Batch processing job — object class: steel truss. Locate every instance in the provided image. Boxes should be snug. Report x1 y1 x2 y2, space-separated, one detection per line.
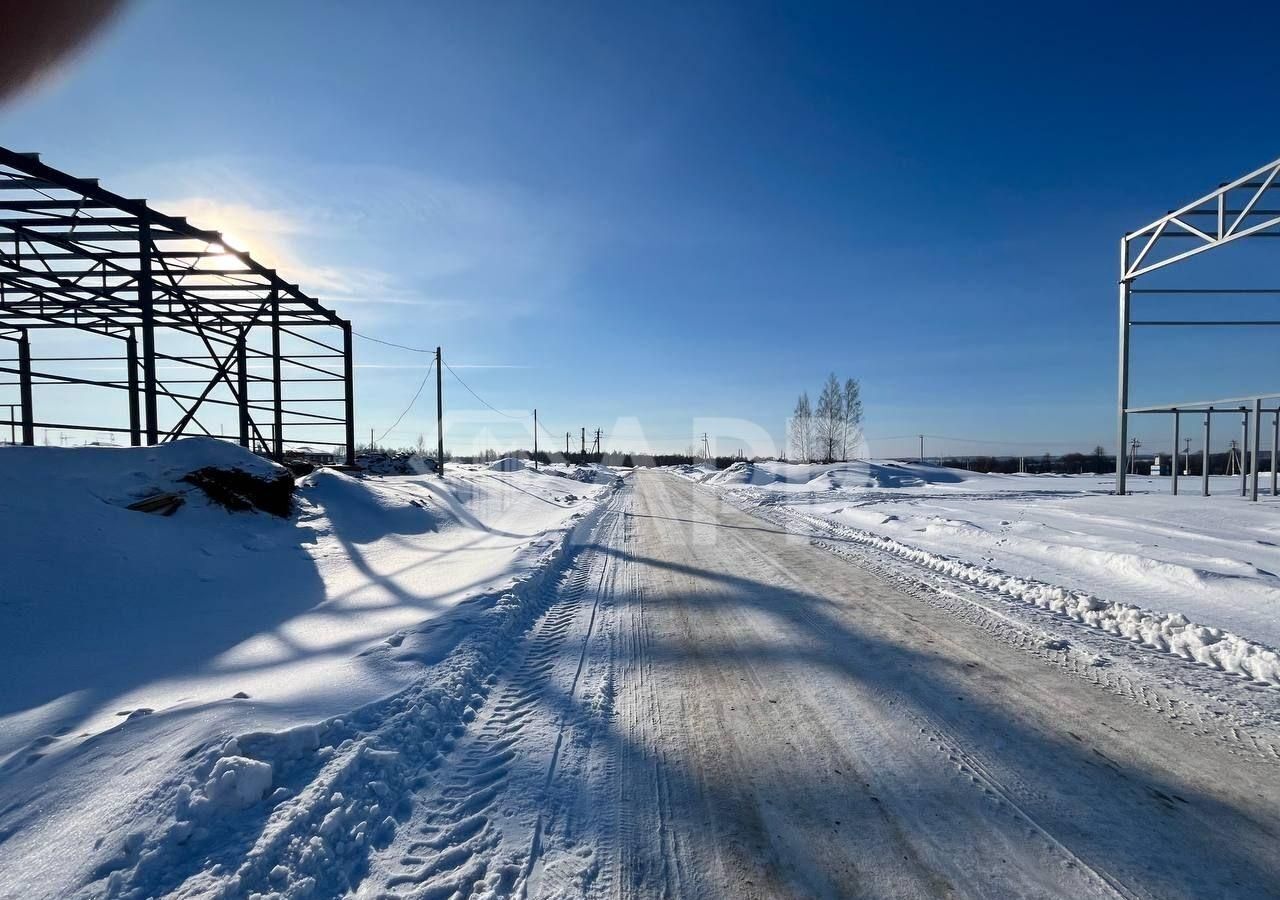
0 147 355 462
1118 155 1280 499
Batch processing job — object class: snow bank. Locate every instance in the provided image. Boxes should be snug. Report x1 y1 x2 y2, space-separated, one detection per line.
739 459 973 490
710 461 1280 685
665 463 718 483
0 445 613 900
94 492 614 900
802 513 1280 683
567 464 620 484
356 450 437 476
488 456 527 472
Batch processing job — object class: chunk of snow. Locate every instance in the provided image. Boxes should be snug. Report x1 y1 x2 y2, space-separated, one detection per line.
202 756 273 810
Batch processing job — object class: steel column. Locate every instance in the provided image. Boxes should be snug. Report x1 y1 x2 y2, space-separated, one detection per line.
1241 407 1250 496
1117 238 1131 495
1171 410 1179 495
1252 398 1263 500
271 291 283 461
138 217 159 444
1203 411 1212 496
126 329 140 446
236 331 250 448
1273 412 1279 496
342 320 355 465
17 329 33 446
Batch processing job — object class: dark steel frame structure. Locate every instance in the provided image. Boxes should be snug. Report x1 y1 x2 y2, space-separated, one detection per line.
1118 155 1280 499
0 148 355 461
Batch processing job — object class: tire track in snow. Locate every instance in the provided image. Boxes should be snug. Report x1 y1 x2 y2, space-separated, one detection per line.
520 503 624 897
738 524 1144 900
741 497 1280 763
361 495 629 900
811 533 1280 762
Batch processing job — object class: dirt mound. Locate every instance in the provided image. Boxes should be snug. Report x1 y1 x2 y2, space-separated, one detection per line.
181 466 295 516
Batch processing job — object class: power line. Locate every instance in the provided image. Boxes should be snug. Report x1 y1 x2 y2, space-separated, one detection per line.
536 415 562 440
866 433 1101 448
352 331 435 354
375 359 434 443
442 360 528 420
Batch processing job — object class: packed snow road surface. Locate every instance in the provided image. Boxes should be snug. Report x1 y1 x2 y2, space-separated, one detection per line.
358 470 1280 899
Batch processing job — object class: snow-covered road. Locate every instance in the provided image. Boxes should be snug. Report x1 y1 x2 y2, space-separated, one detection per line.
355 470 1280 899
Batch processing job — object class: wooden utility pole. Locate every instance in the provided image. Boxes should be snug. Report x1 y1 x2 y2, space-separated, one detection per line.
581 427 585 456
436 346 445 478
533 409 539 471
565 431 570 458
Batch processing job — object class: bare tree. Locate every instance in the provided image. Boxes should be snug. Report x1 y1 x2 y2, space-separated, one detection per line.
815 373 843 463
790 393 813 462
841 378 863 461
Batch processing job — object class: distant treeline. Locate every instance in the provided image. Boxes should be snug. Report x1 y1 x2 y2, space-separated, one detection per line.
452 449 749 469
938 452 1114 475
940 449 1277 476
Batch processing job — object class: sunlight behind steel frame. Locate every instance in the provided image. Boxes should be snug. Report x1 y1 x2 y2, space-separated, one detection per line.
0 147 356 462
1117 156 1280 500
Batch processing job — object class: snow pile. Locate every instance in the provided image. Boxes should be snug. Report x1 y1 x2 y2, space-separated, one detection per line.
704 461 779 486
746 459 971 491
567 464 619 484
488 456 527 472
100 500 609 900
356 450 437 475
687 459 978 491
0 443 613 900
665 463 718 483
195 753 274 813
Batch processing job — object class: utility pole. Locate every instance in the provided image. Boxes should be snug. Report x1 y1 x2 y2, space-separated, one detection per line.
533 409 538 471
581 427 586 456
1227 439 1239 477
700 432 710 460
1183 437 1192 475
436 346 445 478
919 434 924 463
592 428 602 456
565 431 570 459
369 427 374 451
1128 437 1142 475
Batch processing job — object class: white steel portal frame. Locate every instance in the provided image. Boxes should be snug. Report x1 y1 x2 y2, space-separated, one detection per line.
1118 155 1280 498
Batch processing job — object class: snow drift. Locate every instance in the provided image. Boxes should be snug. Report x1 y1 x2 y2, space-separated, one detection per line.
0 439 613 900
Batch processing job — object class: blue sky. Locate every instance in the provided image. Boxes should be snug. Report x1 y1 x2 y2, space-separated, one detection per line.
4 1 1280 457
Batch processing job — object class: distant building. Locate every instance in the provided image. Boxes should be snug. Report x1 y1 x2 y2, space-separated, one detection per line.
285 446 339 466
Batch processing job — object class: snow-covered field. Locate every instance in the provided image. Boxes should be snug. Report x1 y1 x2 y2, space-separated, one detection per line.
0 440 614 900
696 460 1280 682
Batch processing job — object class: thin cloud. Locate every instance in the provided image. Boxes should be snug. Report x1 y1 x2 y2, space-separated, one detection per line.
123 156 582 328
